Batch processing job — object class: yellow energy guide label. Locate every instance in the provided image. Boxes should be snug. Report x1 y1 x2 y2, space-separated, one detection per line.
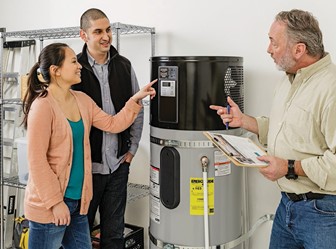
190 178 214 215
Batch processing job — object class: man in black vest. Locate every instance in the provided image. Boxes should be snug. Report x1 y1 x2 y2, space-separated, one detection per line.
73 8 144 249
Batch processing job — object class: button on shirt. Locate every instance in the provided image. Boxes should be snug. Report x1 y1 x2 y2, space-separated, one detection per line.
87 51 142 174
256 53 336 195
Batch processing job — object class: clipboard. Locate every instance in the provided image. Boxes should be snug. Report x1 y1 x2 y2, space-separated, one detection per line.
204 131 268 167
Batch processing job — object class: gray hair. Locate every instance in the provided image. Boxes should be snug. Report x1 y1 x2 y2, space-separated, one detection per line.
275 9 324 57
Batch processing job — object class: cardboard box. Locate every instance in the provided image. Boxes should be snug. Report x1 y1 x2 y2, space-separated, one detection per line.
20 75 28 101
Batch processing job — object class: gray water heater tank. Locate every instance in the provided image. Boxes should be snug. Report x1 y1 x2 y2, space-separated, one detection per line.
149 56 245 249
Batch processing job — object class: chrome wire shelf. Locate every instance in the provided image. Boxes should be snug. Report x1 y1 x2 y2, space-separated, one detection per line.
3 22 155 40
0 98 22 105
2 176 149 203
2 176 26 189
115 23 155 35
127 183 150 203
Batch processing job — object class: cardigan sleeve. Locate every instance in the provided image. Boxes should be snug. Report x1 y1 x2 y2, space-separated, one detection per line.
90 97 142 133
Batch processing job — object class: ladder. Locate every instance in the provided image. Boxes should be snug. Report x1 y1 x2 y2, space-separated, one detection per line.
1 36 35 248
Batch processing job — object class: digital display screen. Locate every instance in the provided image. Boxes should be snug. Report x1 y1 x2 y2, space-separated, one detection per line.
162 81 171 87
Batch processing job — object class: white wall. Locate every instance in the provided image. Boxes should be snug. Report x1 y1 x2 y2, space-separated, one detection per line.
1 1 336 248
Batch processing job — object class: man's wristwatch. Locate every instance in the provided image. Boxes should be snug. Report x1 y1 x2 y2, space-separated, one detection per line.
286 159 298 180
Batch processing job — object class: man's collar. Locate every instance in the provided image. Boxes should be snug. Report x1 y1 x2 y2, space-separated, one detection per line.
86 50 110 66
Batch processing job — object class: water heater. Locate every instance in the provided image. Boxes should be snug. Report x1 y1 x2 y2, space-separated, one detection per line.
149 56 245 248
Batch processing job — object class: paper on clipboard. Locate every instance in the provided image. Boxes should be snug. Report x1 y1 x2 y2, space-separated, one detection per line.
204 132 268 167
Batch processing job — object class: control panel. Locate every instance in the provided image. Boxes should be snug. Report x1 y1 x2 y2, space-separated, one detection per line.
158 66 178 123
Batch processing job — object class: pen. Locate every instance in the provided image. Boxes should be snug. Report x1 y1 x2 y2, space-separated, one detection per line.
225 104 230 130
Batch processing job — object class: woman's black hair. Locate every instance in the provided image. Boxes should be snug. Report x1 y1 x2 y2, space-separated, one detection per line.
22 42 69 128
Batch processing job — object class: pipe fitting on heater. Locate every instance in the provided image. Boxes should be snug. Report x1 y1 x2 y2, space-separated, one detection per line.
201 156 209 172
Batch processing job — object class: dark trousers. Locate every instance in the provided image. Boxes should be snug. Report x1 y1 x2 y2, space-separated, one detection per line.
88 162 130 249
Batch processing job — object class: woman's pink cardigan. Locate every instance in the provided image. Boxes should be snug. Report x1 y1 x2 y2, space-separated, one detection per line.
24 90 141 223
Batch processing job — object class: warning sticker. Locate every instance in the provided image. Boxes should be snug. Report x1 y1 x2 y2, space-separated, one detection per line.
150 165 159 184
190 178 215 216
150 195 161 224
150 180 160 199
150 165 160 223
214 150 231 176
150 166 160 198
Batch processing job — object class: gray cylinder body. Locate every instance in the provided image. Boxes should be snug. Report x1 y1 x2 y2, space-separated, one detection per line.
149 128 244 248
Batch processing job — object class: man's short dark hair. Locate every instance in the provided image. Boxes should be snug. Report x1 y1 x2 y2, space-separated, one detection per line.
80 8 109 30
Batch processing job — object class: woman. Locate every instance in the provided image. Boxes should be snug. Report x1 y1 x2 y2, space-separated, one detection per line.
21 42 156 249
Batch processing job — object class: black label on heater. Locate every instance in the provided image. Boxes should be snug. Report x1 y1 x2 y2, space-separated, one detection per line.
8 195 15 215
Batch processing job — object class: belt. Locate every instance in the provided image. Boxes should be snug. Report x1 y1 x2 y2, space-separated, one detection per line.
285 192 325 202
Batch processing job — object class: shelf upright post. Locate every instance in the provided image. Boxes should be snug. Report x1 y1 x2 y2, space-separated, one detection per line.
115 22 121 52
39 37 44 51
151 28 156 56
0 27 6 249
